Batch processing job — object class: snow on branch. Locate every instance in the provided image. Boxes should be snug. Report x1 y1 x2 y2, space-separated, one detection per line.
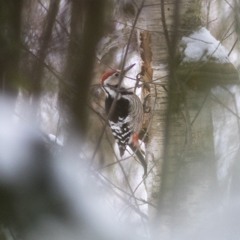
180 27 230 63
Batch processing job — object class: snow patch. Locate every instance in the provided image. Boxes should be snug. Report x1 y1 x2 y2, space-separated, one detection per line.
181 27 230 63
48 134 63 146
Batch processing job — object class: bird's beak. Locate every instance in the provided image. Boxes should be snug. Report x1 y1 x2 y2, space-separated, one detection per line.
122 63 135 74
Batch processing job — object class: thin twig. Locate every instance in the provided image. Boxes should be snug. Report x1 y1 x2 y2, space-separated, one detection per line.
228 38 239 57
160 0 170 50
97 173 149 219
21 43 64 82
191 91 210 126
211 92 240 119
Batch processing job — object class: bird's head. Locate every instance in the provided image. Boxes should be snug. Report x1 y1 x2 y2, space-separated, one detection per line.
101 63 135 88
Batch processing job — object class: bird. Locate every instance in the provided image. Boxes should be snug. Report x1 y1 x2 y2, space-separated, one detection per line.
101 63 147 176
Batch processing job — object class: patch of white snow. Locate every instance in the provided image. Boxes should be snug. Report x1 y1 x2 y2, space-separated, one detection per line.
181 27 229 63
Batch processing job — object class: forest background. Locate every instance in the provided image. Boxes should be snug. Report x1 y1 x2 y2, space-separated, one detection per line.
0 1 240 240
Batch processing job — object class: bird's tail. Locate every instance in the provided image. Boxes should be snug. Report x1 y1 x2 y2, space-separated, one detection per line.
118 144 126 157
129 143 147 177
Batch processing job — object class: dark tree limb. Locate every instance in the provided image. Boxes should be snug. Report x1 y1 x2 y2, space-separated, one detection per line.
30 0 60 105
61 0 107 136
0 0 23 99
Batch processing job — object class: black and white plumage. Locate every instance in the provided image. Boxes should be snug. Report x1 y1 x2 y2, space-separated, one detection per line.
101 64 147 176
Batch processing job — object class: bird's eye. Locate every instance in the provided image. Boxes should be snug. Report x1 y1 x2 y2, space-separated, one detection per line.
115 73 119 77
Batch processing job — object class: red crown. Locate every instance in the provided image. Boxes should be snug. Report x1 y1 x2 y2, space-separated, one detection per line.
101 70 117 84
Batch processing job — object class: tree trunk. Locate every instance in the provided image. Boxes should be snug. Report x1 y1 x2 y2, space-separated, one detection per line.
0 1 23 99
138 0 239 238
30 0 60 107
60 0 106 137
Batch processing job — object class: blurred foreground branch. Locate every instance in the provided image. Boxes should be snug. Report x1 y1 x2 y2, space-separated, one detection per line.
61 0 107 137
